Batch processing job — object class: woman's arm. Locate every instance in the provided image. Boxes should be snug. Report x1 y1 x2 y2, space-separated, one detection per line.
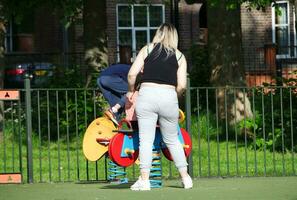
127 46 146 93
176 54 187 96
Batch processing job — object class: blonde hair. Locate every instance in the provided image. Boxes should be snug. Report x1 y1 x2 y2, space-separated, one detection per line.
152 23 178 54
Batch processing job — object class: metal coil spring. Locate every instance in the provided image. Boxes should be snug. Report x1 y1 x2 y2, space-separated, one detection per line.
150 149 162 188
108 159 128 184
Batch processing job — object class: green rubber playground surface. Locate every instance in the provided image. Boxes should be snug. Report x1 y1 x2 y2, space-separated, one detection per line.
1 177 297 200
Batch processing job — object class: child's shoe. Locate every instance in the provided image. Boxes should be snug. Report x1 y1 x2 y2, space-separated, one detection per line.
104 109 119 126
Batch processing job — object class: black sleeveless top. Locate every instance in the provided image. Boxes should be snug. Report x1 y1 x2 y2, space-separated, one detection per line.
141 43 179 87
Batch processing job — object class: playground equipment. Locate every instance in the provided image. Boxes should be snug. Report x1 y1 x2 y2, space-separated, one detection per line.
82 109 192 187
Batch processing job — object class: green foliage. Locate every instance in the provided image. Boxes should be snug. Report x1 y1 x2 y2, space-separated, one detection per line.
48 65 98 88
236 111 284 151
188 45 216 117
48 0 83 28
189 69 297 153
234 73 297 152
243 0 276 10
255 87 297 152
0 0 82 27
237 111 261 136
205 0 276 11
189 45 211 87
30 88 107 142
28 65 107 142
255 128 282 151
191 113 218 140
1 107 26 142
0 0 42 23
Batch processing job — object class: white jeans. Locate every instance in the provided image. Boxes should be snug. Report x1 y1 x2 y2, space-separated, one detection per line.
135 86 188 172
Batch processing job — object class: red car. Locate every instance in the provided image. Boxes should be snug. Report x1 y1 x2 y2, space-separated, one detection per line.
4 62 55 88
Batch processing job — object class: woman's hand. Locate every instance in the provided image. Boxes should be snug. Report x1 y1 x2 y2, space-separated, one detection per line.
126 91 134 103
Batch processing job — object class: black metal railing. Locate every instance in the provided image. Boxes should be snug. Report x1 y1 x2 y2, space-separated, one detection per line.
1 78 296 183
188 86 296 177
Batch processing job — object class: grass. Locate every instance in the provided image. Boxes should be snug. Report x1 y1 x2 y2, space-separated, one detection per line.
0 115 296 183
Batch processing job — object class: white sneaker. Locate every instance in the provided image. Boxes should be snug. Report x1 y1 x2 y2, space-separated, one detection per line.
182 176 193 189
130 177 151 191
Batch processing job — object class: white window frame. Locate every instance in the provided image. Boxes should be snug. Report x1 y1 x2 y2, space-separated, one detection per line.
272 1 290 58
116 4 165 60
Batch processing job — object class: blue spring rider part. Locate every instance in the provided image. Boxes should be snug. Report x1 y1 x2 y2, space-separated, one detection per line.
150 148 162 188
119 128 163 188
107 158 128 184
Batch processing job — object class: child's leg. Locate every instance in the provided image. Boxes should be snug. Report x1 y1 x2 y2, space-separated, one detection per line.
97 76 122 107
99 75 128 109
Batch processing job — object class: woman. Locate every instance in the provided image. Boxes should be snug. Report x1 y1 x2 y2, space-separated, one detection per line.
126 23 193 191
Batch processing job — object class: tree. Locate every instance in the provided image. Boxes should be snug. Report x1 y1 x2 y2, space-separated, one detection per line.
206 0 252 126
83 0 108 88
205 0 276 126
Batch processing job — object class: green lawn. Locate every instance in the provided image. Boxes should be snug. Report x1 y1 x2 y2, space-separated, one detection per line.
1 177 297 200
1 115 296 182
1 131 297 182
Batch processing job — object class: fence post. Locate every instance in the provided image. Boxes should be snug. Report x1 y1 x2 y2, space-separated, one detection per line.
185 75 193 177
24 73 33 183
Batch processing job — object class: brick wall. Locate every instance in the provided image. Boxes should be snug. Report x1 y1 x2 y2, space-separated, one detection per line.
241 3 272 72
241 1 296 86
178 0 201 52
241 2 295 71
106 0 117 64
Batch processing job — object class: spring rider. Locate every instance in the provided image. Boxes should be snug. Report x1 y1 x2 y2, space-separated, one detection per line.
82 93 192 188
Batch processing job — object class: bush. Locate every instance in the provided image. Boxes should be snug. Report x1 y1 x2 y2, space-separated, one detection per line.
235 73 297 152
188 44 211 87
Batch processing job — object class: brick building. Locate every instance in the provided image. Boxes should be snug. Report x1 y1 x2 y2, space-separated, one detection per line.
4 0 202 63
241 1 297 85
4 0 296 86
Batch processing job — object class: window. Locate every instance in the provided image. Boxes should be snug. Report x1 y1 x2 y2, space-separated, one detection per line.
272 1 290 57
117 4 165 59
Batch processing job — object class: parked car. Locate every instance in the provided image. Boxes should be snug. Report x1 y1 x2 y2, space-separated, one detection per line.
4 62 55 88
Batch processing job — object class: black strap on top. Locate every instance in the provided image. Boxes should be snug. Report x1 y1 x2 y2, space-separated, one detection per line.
147 44 155 56
147 44 150 55
177 53 183 61
142 43 179 86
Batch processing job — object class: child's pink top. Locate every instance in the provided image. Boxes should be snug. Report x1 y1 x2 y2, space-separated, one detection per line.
125 91 138 121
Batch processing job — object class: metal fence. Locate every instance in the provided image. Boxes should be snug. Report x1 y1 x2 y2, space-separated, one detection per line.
187 85 296 178
0 77 296 183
